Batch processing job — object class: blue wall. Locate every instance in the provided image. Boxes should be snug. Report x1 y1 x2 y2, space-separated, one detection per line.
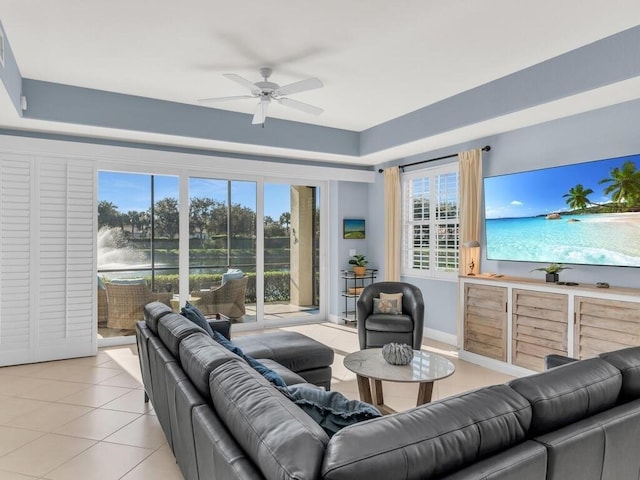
369 97 640 337
329 181 371 318
0 20 22 114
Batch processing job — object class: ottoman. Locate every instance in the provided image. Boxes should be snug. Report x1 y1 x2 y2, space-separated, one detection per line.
234 331 335 390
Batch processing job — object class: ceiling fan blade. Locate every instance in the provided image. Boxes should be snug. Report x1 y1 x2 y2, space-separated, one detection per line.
252 100 270 125
198 95 255 105
275 77 323 96
223 73 260 92
277 97 324 116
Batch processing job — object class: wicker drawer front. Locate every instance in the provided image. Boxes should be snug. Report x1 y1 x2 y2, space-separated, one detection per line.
575 296 640 359
512 289 568 372
464 284 507 361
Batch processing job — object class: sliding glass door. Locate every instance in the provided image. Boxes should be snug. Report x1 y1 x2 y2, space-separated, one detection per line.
263 183 321 323
98 170 324 338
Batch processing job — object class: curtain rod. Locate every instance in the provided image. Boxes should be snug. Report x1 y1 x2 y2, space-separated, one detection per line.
377 145 491 173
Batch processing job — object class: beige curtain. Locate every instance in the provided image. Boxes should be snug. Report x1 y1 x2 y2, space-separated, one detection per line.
384 166 401 281
459 148 483 276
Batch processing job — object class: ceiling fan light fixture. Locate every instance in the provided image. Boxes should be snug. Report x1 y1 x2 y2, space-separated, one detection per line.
199 67 324 125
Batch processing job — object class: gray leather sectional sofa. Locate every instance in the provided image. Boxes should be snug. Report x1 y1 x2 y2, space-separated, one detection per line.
137 301 640 480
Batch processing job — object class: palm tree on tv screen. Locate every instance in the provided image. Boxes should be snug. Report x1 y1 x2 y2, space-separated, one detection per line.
599 160 640 208
562 184 594 211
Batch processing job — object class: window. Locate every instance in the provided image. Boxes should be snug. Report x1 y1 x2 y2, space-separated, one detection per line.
97 172 179 337
402 163 460 279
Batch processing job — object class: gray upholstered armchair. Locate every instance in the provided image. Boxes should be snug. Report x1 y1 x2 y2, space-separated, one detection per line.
357 281 425 350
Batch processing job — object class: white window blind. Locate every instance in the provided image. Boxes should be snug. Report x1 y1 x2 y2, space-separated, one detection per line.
402 163 460 280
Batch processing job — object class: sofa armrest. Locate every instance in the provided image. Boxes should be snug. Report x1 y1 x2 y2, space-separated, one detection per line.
544 354 578 370
207 317 231 340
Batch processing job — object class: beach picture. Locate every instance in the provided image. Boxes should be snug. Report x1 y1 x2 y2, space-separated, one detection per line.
484 153 640 267
343 218 365 239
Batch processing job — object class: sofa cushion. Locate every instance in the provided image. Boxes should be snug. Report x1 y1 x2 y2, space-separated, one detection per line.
212 331 287 387
179 332 240 400
209 360 329 480
365 314 413 332
111 277 147 285
192 405 263 480
440 441 547 480
234 331 334 373
158 313 208 357
282 384 381 437
534 399 640 480
258 359 307 386
144 301 173 335
181 302 214 336
509 357 622 436
222 268 244 285
322 384 531 480
599 346 640 402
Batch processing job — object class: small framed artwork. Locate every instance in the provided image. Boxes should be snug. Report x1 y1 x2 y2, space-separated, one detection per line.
343 218 365 239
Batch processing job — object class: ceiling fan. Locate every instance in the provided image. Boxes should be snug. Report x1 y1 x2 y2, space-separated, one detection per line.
198 67 324 125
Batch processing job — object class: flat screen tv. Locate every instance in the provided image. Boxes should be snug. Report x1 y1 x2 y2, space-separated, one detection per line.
484 153 640 267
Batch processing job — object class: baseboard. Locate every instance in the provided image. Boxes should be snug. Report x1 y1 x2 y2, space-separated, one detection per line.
327 314 342 325
423 327 457 347
97 335 137 348
459 350 536 378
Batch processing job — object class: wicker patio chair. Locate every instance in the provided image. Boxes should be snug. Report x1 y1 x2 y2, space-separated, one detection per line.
97 287 109 327
193 275 248 320
105 283 172 330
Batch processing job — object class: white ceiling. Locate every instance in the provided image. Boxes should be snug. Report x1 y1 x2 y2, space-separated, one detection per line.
1 0 640 164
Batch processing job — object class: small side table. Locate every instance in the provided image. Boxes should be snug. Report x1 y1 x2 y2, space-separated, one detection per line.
343 348 455 414
169 295 201 312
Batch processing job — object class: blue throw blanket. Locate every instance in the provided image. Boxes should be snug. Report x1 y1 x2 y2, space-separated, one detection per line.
279 384 381 437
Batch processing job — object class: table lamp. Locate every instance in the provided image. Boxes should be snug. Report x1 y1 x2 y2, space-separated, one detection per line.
462 240 480 275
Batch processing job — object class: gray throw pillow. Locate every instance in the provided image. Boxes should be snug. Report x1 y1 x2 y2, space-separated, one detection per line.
373 297 399 315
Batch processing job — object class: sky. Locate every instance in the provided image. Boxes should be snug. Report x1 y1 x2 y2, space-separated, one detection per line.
98 172 292 219
484 154 639 219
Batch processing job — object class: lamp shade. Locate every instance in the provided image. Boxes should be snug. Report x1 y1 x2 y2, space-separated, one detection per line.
463 240 480 248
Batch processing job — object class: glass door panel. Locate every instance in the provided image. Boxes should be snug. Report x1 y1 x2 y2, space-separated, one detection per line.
188 178 257 324
97 172 179 340
263 183 320 322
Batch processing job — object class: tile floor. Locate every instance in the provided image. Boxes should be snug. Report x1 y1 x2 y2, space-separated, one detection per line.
0 323 514 479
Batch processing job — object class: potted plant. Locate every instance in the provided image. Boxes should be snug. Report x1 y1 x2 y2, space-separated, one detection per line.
349 254 368 276
530 263 571 283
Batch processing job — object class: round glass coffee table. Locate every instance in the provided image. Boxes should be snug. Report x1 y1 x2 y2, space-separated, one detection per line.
344 349 455 414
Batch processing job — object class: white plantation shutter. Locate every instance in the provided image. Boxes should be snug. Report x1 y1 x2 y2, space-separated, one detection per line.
402 163 460 280
0 152 96 365
0 155 33 365
36 158 95 361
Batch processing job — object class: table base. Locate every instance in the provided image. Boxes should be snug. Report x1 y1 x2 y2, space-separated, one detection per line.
356 375 434 415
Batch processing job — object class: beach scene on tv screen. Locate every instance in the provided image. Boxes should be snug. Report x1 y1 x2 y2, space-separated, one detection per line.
484 153 640 267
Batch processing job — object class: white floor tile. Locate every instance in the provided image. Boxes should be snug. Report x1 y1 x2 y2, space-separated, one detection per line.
0 471 42 479
44 441 153 480
103 414 166 449
120 444 184 480
0 433 95 477
0 398 51 426
53 409 140 441
100 390 153 414
0 426 44 457
56 385 132 408
6 403 93 433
